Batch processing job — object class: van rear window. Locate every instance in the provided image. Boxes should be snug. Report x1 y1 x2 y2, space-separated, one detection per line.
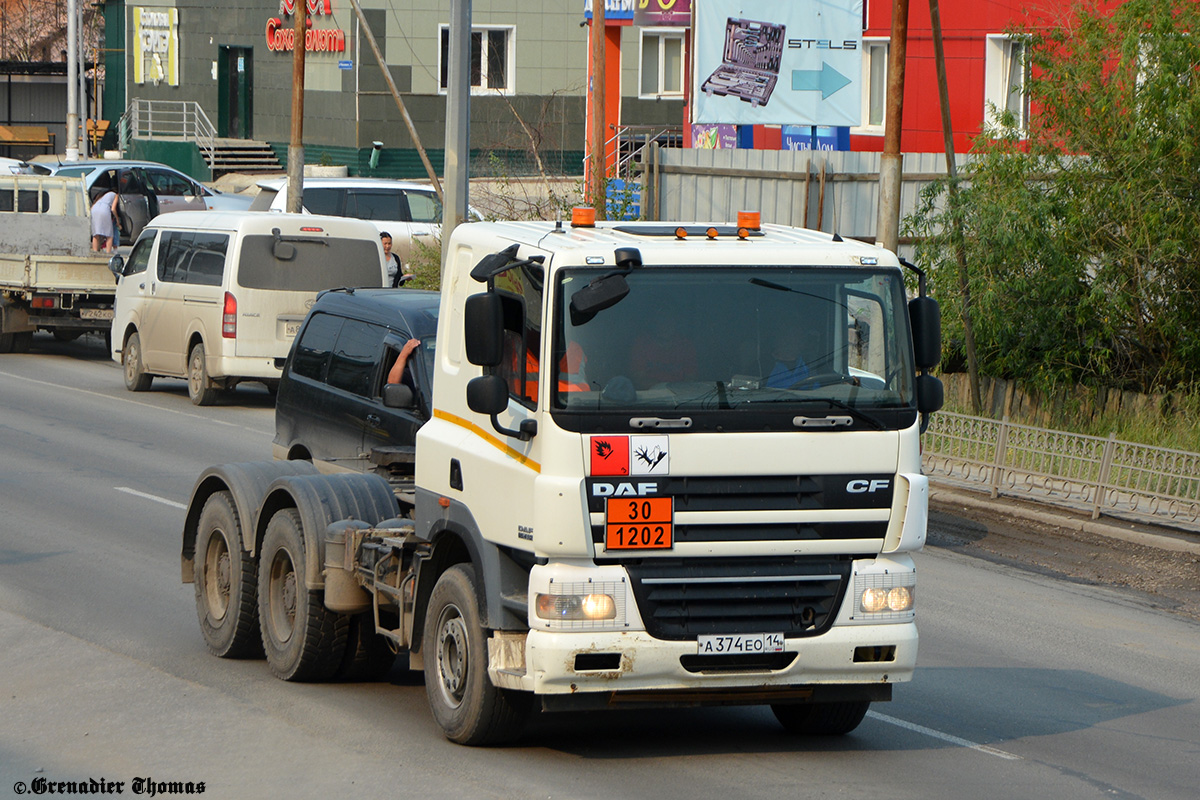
239 235 382 291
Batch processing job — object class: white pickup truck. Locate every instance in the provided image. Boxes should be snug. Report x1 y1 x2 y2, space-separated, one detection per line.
0 174 117 352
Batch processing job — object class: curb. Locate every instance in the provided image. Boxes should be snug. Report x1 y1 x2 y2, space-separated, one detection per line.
929 482 1200 557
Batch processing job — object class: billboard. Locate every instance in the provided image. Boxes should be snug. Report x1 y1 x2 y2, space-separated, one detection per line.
693 1 863 127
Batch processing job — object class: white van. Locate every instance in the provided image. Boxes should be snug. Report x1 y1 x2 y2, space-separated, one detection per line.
109 210 386 405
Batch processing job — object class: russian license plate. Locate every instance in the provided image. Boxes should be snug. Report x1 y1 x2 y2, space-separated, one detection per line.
696 633 785 655
604 496 673 550
284 320 302 337
79 308 113 320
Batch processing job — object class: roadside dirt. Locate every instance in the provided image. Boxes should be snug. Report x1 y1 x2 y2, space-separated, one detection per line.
928 493 1200 622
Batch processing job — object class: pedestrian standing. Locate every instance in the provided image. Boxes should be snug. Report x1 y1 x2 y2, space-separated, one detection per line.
381 231 413 287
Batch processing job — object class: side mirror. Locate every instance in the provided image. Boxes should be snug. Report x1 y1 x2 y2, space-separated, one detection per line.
909 296 942 371
382 382 415 409
466 374 508 416
464 293 503 366
916 374 944 415
108 254 125 281
570 273 630 326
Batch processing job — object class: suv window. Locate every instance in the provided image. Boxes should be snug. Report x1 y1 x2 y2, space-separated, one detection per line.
345 189 408 222
291 312 343 381
303 188 343 217
327 319 386 397
406 190 442 224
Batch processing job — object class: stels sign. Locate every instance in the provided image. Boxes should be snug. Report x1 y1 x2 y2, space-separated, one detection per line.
266 0 347 54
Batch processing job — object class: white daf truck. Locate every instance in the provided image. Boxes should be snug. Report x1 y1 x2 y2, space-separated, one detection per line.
180 212 943 745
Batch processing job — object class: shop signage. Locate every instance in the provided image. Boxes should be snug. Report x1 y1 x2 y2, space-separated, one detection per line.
266 0 347 54
133 7 179 86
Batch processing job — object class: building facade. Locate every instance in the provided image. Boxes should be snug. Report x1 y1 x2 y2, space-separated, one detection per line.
586 0 1069 170
103 0 588 177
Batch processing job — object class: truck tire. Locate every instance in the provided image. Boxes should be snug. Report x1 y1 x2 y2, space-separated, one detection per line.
771 701 871 736
193 491 262 659
423 565 532 745
258 508 348 681
123 332 153 391
336 612 396 682
0 332 12 353
188 341 220 406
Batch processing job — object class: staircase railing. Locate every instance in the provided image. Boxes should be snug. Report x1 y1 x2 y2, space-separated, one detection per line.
121 99 217 165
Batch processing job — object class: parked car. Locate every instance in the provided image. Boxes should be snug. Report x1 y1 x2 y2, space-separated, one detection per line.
0 156 51 175
48 159 254 242
273 288 440 475
108 210 387 405
248 177 481 264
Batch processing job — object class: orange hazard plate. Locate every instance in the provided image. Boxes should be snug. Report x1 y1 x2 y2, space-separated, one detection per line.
604 497 673 550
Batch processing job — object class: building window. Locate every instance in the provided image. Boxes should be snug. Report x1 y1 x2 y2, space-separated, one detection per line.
984 35 1030 135
440 26 514 94
639 29 684 99
853 38 889 134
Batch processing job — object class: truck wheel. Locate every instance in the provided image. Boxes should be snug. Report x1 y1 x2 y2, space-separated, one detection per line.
194 491 262 659
423 565 532 745
0 332 12 353
771 701 871 736
188 341 220 406
336 612 396 681
123 332 153 391
258 508 348 681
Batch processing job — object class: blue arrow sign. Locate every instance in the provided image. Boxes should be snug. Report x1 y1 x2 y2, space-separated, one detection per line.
791 63 851 99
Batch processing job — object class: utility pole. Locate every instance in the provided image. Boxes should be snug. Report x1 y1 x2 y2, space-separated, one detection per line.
589 0 606 219
286 0 308 213
66 0 79 161
929 0 982 411
876 0 910 252
441 0 470 265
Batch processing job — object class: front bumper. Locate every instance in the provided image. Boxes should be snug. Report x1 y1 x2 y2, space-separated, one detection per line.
493 621 916 699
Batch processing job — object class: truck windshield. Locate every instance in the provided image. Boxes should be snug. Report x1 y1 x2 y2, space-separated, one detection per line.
551 266 918 433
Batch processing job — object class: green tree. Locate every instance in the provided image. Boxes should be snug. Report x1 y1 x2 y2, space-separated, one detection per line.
908 0 1200 392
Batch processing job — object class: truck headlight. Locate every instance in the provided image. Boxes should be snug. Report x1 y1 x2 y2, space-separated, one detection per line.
854 573 916 619
536 592 617 621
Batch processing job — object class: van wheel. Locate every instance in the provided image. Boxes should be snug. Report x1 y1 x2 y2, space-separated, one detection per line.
258 508 348 681
423 565 531 745
194 491 262 658
771 701 871 736
123 332 153 391
188 341 220 406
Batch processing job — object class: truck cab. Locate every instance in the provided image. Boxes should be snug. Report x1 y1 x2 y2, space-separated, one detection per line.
414 215 943 735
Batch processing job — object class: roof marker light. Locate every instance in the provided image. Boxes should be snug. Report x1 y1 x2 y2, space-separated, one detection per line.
571 207 596 227
737 211 761 231
674 226 688 239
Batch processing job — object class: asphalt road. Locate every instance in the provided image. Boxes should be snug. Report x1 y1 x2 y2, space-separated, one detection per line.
1 334 1198 800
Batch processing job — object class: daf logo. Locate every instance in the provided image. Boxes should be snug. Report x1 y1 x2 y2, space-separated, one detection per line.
591 481 660 497
846 479 890 493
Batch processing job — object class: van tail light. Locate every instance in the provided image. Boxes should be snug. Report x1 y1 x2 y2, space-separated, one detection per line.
222 292 237 338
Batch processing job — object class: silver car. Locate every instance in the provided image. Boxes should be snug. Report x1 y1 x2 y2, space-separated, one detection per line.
48 159 253 241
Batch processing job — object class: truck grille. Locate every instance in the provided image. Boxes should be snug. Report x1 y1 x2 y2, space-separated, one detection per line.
587 474 893 545
621 556 851 640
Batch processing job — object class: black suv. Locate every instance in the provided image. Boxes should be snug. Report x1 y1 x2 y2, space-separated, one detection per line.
273 288 440 482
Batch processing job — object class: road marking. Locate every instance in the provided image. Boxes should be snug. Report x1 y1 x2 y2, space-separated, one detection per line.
116 487 188 510
867 711 1023 760
0 370 273 436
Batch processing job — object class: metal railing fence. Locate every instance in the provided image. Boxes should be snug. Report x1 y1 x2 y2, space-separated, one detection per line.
121 99 216 165
922 412 1200 532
